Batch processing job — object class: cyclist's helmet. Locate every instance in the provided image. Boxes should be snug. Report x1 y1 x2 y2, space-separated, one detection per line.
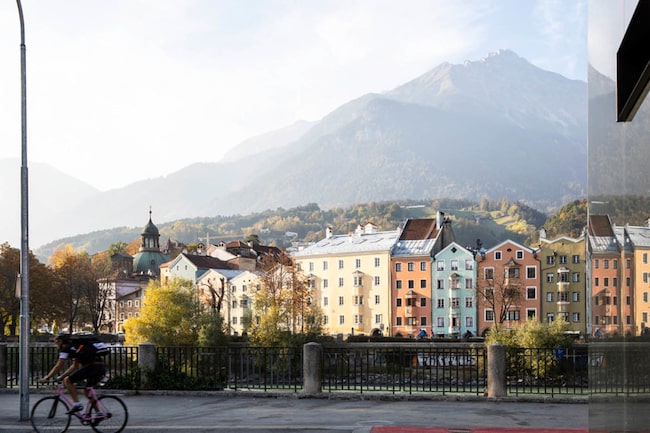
55 332 71 343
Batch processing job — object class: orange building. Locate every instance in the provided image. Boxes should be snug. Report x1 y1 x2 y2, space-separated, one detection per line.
476 240 541 336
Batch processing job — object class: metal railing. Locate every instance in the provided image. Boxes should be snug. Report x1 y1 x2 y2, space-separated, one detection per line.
3 342 649 397
322 343 486 395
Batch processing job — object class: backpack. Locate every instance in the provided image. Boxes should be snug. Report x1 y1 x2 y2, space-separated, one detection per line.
70 336 110 363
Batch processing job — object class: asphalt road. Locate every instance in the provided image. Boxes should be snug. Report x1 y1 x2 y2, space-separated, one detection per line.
0 390 589 433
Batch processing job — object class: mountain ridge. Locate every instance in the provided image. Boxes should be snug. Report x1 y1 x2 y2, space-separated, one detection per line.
1 50 588 248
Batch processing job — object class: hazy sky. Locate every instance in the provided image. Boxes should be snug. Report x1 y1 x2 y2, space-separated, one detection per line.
0 0 587 191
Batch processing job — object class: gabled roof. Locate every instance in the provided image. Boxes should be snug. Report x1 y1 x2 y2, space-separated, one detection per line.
589 215 614 237
588 215 619 254
625 225 650 248
399 218 439 241
172 253 232 270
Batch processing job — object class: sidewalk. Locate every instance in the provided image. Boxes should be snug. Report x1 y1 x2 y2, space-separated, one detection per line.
0 389 589 433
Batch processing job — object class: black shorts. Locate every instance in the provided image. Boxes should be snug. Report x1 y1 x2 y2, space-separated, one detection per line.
69 363 107 388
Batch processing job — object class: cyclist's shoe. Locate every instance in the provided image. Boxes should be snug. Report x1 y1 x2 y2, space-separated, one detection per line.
91 413 104 426
67 403 83 414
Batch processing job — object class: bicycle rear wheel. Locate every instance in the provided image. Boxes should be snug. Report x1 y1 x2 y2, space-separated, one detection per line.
90 395 128 433
30 396 71 433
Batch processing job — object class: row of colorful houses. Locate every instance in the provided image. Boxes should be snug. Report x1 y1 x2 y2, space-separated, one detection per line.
105 211 650 340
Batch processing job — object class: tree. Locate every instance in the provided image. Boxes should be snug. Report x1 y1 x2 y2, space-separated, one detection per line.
1 243 57 337
476 265 522 332
250 252 322 346
123 278 202 346
51 245 97 333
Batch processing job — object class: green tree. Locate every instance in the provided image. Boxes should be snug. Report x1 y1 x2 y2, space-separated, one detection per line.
123 278 202 346
249 252 322 346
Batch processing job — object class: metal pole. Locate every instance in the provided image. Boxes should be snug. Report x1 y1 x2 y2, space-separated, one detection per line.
16 0 30 421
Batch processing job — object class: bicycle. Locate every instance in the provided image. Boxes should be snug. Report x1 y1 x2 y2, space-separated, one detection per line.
30 380 128 433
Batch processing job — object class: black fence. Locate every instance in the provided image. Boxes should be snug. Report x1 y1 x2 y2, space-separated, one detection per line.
3 342 648 397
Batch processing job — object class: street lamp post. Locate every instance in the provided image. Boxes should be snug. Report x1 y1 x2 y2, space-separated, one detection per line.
16 0 30 421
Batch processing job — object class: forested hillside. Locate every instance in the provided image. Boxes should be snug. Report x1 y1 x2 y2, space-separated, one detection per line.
35 198 553 261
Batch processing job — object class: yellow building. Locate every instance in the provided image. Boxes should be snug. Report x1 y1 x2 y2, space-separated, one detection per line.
292 223 398 336
539 234 587 335
625 225 650 335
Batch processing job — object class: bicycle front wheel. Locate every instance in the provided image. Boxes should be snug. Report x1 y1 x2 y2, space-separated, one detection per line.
90 395 128 433
30 396 71 433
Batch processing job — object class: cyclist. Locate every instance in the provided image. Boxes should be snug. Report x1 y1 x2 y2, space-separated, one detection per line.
39 333 107 414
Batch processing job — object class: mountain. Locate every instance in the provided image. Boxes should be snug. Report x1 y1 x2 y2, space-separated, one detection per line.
1 50 587 249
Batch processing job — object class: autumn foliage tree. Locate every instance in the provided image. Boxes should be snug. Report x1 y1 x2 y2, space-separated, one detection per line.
249 252 322 346
476 265 522 332
123 278 221 346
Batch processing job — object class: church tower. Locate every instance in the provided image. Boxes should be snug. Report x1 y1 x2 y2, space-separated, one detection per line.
132 208 169 276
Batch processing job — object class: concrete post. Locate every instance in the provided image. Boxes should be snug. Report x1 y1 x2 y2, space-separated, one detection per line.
303 342 322 394
0 344 6 388
487 343 507 397
138 343 157 389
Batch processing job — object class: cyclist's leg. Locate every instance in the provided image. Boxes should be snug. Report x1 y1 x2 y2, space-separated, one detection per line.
67 365 91 407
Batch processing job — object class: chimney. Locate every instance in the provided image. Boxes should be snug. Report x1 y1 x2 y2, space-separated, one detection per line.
364 222 377 234
436 211 444 230
325 226 333 239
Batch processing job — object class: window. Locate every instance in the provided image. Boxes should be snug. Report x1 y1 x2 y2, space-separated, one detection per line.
420 317 428 326
355 258 361 269
627 295 631 305
396 317 402 326
572 272 580 282
395 280 402 289
408 280 415 289
465 317 473 327
420 279 427 289
644 312 649 323
407 262 415 272
559 255 567 264
437 317 445 327
354 315 363 325
465 297 473 308
572 292 580 302
323 261 328 270
323 279 329 289
547 255 555 265
558 292 569 302
354 295 363 306
613 259 618 269
603 259 609 269
527 309 536 319
627 258 631 269
406 297 415 307
594 277 599 287
644 292 648 303
338 277 344 287
465 259 474 270
353 275 363 286
546 273 554 283
613 277 618 287
645 253 648 264
406 317 417 326
572 255 580 264
338 259 344 269
338 296 344 306
339 315 345 325
420 298 427 307
396 298 402 307
450 278 460 290
505 267 520 279
437 299 445 308
546 292 554 302
594 259 599 269
506 310 520 321
375 295 380 305
516 250 524 259
526 266 536 279
395 263 402 272
375 314 382 324
437 279 444 289
571 312 580 323
604 277 609 287
465 278 473 289
323 297 328 306
559 271 570 283
374 276 380 286
374 257 380 267
626 277 631 287
232 317 238 325
420 261 427 271
546 313 555 323
451 260 459 270
437 260 445 271
526 287 536 300
451 297 460 308
232 300 237 308
484 267 494 280
323 316 329 325
308 262 314 271
485 310 494 321
495 251 502 260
